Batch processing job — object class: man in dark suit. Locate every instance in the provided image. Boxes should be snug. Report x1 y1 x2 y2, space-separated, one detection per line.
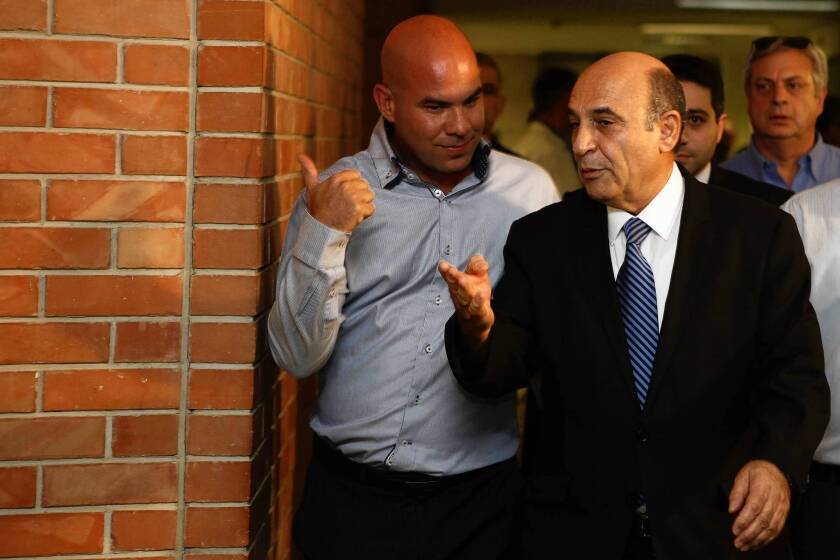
661 54 792 206
438 52 828 559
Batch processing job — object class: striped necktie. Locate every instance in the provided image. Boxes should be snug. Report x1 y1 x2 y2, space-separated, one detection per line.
615 217 658 408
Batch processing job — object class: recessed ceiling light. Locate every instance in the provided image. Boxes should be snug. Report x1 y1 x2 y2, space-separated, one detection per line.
640 23 775 35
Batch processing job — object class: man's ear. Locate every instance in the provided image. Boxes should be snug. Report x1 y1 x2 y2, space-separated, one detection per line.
373 84 396 123
659 110 681 153
716 112 728 145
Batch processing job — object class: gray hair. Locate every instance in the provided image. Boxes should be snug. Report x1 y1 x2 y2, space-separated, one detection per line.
646 67 685 131
745 38 829 97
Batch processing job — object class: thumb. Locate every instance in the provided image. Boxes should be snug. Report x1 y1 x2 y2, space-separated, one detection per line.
297 154 320 189
465 254 489 278
728 469 750 514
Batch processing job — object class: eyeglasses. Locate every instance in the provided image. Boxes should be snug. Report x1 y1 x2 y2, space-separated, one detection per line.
751 36 812 52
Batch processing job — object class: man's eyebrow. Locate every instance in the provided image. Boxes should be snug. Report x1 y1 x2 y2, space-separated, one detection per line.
418 86 483 107
591 106 625 122
687 108 710 116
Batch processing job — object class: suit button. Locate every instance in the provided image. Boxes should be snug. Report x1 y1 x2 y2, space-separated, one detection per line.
637 429 649 444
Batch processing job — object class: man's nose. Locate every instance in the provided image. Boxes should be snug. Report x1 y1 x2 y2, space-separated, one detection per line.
446 107 471 136
572 125 594 157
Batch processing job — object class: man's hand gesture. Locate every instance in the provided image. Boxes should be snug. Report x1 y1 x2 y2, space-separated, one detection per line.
438 255 495 350
729 459 791 552
299 154 375 232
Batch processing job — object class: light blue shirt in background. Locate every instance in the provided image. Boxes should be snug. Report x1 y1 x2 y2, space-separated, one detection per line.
721 134 840 193
267 119 559 475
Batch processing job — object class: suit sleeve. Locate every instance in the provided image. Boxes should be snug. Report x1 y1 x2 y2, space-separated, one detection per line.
445 219 548 398
738 212 830 489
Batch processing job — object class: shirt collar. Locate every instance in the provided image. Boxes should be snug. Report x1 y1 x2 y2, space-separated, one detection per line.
607 162 685 244
694 161 712 184
367 117 491 190
747 133 827 183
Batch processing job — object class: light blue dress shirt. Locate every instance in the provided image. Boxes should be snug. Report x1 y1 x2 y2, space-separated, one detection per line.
267 119 559 475
721 134 840 193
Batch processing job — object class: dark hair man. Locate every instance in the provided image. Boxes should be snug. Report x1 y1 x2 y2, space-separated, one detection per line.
722 36 840 192
662 53 792 205
475 51 518 156
267 15 558 559
441 51 828 559
514 67 580 197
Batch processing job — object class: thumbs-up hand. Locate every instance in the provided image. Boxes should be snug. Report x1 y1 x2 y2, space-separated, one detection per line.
299 154 375 233
438 255 495 349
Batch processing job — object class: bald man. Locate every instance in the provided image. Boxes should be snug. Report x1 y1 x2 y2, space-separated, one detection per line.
440 52 828 559
267 15 557 559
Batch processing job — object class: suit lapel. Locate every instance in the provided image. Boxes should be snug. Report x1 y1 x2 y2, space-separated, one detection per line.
644 173 715 409
573 195 637 401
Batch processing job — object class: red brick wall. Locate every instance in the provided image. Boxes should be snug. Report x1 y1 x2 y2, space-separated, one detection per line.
0 1 364 559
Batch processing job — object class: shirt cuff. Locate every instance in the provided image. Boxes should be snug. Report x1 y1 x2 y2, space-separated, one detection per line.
292 207 351 269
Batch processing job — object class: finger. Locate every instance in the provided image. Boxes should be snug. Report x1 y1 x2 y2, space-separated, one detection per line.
465 254 489 277
734 497 774 550
733 483 767 536
297 154 320 189
728 469 750 514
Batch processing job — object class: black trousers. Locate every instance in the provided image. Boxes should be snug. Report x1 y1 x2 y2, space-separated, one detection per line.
791 461 840 559
294 437 520 560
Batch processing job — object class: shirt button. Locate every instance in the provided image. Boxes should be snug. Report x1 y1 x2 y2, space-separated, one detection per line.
424 344 432 354
433 189 442 197
414 395 421 405
328 288 336 297
637 429 649 444
385 170 392 178
434 295 442 305
444 245 452 255
402 440 411 446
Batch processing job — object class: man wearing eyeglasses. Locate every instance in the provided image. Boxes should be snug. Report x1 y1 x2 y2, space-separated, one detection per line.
722 36 840 193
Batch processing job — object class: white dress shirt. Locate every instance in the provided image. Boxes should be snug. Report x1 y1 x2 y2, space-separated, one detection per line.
513 120 580 198
694 162 711 184
782 178 840 465
608 163 685 329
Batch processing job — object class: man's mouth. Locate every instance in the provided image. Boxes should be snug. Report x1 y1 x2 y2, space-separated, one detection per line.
579 167 606 180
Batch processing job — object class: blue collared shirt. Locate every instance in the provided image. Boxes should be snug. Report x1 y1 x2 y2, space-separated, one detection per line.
721 134 840 193
267 118 559 475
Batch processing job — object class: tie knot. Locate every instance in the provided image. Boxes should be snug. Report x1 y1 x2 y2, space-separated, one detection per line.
623 218 652 246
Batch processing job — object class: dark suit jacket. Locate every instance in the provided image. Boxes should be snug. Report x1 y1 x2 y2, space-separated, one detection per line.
709 165 793 206
446 172 828 559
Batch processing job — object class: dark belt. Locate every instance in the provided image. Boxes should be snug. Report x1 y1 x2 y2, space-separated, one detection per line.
810 461 840 485
312 435 514 492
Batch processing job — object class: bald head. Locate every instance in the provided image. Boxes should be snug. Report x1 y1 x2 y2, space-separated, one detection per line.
381 15 477 92
569 52 684 213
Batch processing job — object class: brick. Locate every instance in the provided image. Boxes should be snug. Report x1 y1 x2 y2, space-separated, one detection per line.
0 513 104 557
0 276 38 317
190 275 262 315
193 228 266 268
0 322 110 364
54 0 190 38
0 132 115 173
46 275 182 316
197 92 264 132
0 467 36 508
268 96 312 135
187 414 252 456
0 0 47 30
189 369 254 410
199 0 264 40
115 321 182 362
0 86 47 126
112 415 178 457
185 461 250 502
187 555 247 560
194 183 265 224
43 462 177 506
195 137 270 178
48 180 185 222
122 135 187 175
0 227 109 269
118 227 185 268
124 44 189 86
190 322 258 363
54 88 188 131
198 45 264 86
185 506 249 547
0 180 40 221
0 417 104 460
0 38 116 82
111 510 177 551
0 371 36 412
44 369 180 411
